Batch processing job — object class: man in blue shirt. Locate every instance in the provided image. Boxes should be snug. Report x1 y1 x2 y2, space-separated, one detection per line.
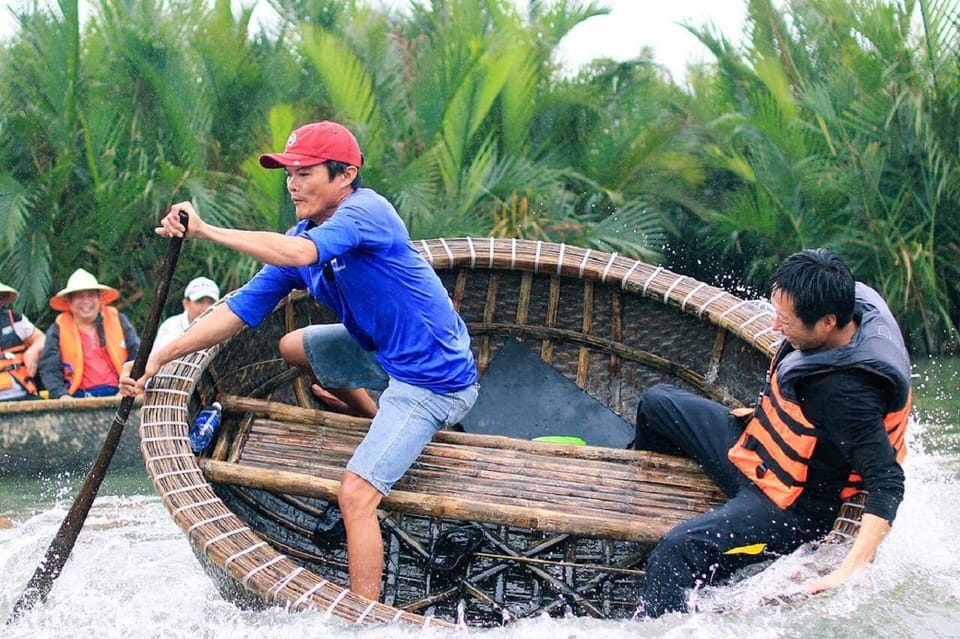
121 121 478 601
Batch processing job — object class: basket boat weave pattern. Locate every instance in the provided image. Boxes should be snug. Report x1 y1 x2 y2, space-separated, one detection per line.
139 238 780 627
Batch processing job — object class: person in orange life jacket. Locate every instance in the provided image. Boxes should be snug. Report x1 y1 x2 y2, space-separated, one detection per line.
150 276 221 356
0 281 46 401
632 249 910 617
38 268 140 400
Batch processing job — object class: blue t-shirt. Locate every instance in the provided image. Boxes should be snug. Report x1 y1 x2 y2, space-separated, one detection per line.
226 188 477 393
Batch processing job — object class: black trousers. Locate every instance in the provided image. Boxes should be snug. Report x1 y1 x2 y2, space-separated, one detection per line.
634 384 839 617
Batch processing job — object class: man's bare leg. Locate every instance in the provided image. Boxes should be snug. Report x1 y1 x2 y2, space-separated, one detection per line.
278 330 378 417
338 470 384 600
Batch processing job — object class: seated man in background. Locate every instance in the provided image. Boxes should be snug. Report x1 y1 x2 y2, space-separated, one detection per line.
0 281 46 401
151 276 221 355
39 268 140 399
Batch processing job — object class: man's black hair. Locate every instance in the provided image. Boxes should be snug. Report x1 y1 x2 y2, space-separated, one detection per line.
769 248 855 329
323 160 363 190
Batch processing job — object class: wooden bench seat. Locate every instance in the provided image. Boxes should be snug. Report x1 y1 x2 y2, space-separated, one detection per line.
201 395 726 544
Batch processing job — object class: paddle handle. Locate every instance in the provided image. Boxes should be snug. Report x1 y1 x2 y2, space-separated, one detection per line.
6 211 189 623
125 210 189 383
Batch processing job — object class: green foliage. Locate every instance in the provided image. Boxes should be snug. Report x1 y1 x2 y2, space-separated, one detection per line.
1 0 958 353
681 0 960 353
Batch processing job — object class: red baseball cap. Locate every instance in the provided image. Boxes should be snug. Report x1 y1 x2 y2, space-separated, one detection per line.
259 121 363 169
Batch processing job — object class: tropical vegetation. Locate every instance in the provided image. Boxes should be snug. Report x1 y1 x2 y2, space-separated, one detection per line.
0 0 958 355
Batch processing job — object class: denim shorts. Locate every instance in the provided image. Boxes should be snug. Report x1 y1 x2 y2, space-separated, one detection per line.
303 323 388 391
302 323 479 496
348 378 478 495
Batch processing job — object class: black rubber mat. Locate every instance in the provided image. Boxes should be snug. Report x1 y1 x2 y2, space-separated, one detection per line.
460 338 635 448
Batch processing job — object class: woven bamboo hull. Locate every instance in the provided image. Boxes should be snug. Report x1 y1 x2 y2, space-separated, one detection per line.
0 396 141 476
139 238 788 627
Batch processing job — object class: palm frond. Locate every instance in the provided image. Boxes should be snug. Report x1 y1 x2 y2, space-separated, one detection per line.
919 0 960 82
300 24 386 164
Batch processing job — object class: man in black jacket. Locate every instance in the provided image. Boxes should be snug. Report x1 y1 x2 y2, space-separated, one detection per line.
634 249 910 617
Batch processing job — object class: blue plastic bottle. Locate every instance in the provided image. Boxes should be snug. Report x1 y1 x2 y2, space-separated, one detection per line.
189 401 222 454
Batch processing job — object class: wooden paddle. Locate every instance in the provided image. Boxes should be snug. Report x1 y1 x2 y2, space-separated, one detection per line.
6 211 188 624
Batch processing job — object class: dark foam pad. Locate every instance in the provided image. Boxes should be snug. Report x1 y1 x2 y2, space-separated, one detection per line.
459 338 634 448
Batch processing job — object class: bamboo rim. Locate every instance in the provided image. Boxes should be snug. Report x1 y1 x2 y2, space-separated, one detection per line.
138 237 779 627
0 395 142 414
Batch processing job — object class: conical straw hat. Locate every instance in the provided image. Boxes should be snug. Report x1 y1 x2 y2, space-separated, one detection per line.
50 268 120 312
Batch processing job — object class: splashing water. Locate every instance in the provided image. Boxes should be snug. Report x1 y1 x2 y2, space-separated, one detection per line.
3 376 959 638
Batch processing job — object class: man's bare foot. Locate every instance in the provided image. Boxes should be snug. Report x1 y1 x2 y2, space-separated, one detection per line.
310 383 378 418
311 383 354 413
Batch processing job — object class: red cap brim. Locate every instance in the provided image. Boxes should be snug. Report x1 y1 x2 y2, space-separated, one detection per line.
258 152 331 169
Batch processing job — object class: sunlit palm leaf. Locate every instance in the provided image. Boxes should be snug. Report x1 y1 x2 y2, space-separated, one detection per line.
919 0 960 81
300 24 385 164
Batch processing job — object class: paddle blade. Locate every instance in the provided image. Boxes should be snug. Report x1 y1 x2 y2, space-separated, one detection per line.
6 212 188 624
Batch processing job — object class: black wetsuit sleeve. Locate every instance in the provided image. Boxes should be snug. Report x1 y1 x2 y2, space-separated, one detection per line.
38 322 68 399
796 369 905 522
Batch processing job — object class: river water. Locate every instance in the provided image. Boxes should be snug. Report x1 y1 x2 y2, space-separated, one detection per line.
2 358 958 639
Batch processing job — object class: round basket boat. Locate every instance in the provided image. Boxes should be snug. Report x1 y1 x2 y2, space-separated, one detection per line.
138 238 854 628
1 396 142 476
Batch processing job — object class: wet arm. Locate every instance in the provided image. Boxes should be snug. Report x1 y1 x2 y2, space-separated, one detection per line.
799 370 902 593
198 223 317 266
121 303 246 396
158 203 318 267
807 513 890 594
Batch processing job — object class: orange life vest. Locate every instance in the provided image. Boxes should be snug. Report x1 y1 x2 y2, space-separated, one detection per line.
727 283 912 509
1 309 38 395
56 307 128 395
